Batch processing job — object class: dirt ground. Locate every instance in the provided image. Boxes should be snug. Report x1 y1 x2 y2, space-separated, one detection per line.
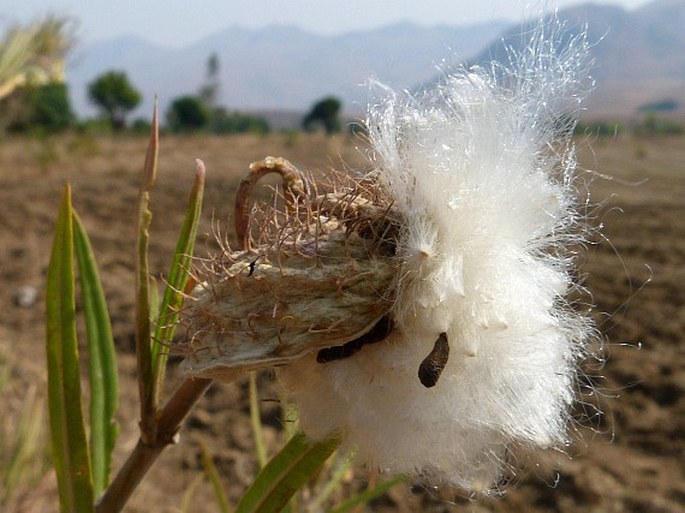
0 131 683 512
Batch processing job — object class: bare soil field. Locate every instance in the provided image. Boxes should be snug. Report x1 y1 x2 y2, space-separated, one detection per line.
0 131 683 512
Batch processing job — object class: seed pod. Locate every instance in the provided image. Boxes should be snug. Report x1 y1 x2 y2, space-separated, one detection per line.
178 157 401 380
178 19 598 492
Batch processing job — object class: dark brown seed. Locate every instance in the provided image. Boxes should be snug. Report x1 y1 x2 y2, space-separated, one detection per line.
418 332 450 388
317 315 393 363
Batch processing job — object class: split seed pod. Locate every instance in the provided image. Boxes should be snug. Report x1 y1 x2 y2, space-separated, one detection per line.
180 156 402 379
180 22 597 493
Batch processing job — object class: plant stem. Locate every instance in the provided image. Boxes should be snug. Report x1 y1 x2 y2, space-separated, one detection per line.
95 376 212 513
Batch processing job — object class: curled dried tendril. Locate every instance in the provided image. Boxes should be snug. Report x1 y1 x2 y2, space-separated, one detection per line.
234 156 307 251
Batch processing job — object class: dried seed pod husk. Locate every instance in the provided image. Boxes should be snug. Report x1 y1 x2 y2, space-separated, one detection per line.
178 158 400 380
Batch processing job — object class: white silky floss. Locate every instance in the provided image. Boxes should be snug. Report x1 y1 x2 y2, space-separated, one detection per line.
278 25 595 492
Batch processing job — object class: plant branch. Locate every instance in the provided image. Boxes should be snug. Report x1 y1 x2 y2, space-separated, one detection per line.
95 376 213 513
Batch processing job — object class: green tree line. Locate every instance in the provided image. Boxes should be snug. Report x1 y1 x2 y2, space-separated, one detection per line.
0 18 346 136
3 18 682 138
0 27 349 138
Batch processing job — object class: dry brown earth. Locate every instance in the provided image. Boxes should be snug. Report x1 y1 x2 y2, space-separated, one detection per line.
0 132 682 512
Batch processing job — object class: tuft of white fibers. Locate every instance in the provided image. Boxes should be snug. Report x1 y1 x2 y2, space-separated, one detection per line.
278 21 596 492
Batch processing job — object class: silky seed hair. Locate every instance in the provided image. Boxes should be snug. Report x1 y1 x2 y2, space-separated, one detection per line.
278 20 597 491
180 18 599 494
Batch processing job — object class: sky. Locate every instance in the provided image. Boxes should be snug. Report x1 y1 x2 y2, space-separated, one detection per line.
1 0 655 48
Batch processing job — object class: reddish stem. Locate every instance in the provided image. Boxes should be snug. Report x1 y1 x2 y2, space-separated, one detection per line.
95 377 212 513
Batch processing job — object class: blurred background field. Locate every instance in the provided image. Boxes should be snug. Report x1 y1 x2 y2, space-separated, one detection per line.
0 129 683 512
1 0 684 511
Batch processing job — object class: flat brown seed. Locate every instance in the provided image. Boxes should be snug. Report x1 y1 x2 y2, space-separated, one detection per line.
317 315 394 363
418 332 450 388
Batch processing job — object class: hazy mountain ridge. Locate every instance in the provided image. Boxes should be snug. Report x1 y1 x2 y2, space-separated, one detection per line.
66 20 509 120
65 0 685 123
467 0 685 118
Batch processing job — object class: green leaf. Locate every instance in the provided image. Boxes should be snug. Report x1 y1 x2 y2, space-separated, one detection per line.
45 185 94 513
308 454 353 510
136 104 158 434
235 433 340 513
73 212 119 496
201 443 233 513
327 475 406 513
148 275 160 323
150 159 205 407
180 472 205 513
249 372 268 469
2 385 44 505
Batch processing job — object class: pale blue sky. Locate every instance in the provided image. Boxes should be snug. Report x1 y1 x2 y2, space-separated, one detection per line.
1 0 654 47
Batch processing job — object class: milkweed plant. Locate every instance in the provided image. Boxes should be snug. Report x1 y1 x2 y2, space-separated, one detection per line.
45 19 599 513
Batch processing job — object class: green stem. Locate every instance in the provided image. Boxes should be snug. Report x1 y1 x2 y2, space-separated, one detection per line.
136 103 159 443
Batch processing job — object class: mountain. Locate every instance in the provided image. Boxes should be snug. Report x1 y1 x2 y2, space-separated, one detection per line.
66 0 685 124
465 0 685 119
66 20 508 121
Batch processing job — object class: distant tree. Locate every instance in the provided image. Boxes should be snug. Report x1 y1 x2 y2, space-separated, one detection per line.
198 53 220 109
87 70 141 131
130 117 152 135
638 99 679 113
211 107 269 135
4 82 73 133
302 96 342 135
633 112 684 137
166 95 211 132
25 82 73 132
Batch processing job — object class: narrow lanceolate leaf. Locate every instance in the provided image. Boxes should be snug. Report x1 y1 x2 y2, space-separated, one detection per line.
150 159 206 408
308 455 353 510
45 186 94 513
3 385 44 504
249 372 268 469
73 212 119 496
136 103 158 436
235 433 340 513
327 476 406 513
201 443 233 513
